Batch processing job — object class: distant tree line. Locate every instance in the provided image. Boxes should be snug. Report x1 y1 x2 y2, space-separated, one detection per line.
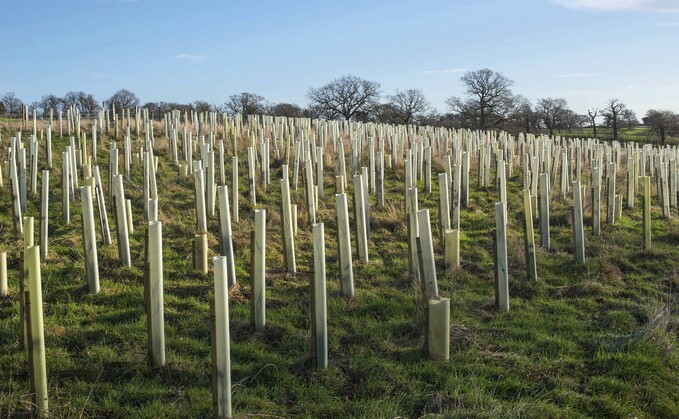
3 69 679 144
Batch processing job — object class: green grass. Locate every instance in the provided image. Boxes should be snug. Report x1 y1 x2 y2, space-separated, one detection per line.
546 125 678 146
1 126 678 418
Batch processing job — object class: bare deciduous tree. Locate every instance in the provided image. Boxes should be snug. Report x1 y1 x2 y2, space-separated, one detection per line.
644 109 679 145
224 92 266 116
620 108 638 128
537 97 569 136
60 91 100 118
79 93 100 118
510 95 537 133
270 103 304 118
108 89 140 112
561 109 587 133
602 99 627 141
62 91 82 111
387 89 431 125
587 108 599 139
1 92 23 115
370 103 399 124
307 75 381 120
302 105 324 120
446 68 515 129
28 102 40 117
145 101 194 117
193 100 212 114
143 102 161 120
39 94 63 117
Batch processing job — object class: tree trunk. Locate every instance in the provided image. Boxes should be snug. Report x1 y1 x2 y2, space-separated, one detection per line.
613 119 618 141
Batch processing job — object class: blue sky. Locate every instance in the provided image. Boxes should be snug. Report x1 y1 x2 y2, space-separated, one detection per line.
1 0 678 117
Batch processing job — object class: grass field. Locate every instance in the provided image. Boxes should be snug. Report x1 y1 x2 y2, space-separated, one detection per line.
1 126 678 417
548 125 677 146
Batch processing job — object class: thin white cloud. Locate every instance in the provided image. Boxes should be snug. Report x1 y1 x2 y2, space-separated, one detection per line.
175 54 206 62
422 68 466 75
554 0 679 12
656 21 679 26
556 72 602 78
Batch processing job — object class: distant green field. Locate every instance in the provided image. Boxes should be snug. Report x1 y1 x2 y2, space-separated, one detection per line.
547 126 677 146
1 124 678 417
